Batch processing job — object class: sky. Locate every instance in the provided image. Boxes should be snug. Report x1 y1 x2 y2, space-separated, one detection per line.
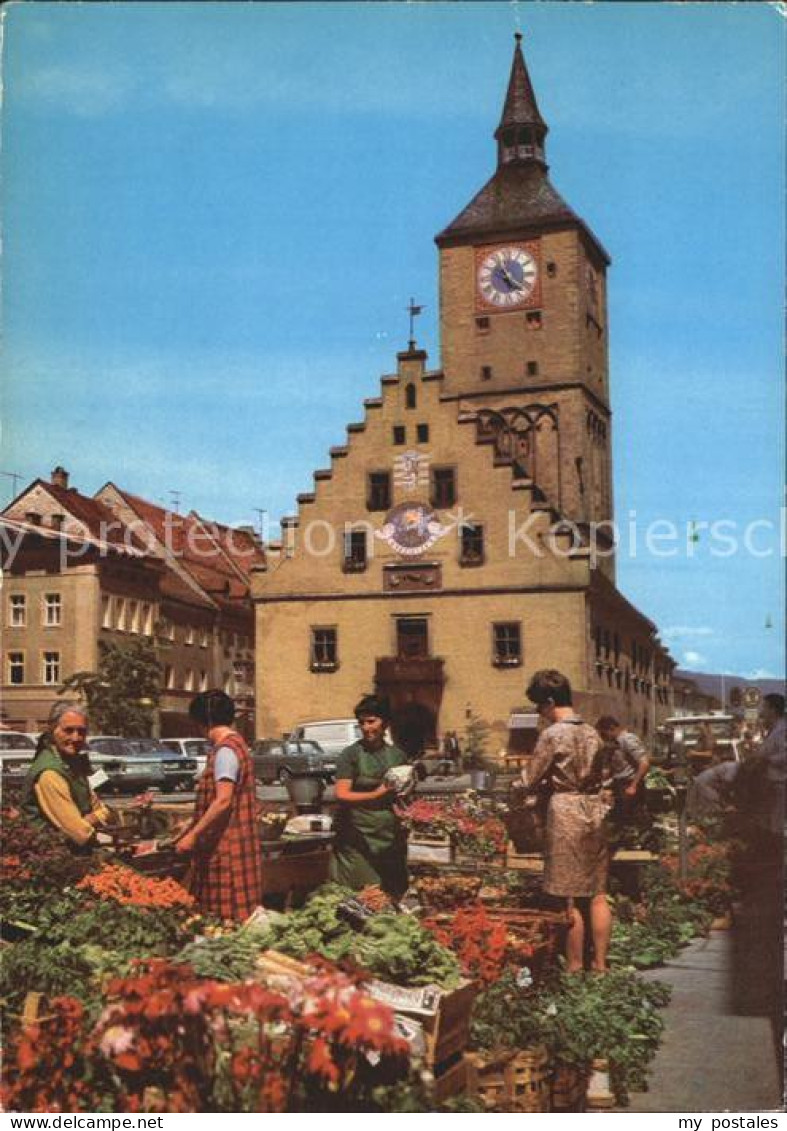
1 1 784 680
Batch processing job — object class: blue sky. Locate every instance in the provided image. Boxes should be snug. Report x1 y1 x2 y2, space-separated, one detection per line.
1 2 784 679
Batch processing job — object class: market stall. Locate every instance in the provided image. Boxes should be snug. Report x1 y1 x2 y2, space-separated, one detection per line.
0 783 744 1113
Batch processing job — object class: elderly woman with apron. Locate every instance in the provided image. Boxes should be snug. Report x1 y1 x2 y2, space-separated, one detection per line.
330 694 409 900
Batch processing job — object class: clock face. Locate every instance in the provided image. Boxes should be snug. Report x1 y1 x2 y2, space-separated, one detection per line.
477 245 539 309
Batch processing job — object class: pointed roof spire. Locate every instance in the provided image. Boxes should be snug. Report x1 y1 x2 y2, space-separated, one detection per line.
498 33 546 133
494 33 548 169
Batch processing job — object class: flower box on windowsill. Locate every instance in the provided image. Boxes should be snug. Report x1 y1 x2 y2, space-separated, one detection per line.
459 554 485 568
310 661 339 673
493 657 522 668
342 559 367 574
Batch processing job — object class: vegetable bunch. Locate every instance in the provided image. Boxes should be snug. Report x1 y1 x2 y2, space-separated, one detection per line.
77 864 195 909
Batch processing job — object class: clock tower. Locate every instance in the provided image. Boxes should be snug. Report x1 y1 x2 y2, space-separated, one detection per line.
436 34 613 532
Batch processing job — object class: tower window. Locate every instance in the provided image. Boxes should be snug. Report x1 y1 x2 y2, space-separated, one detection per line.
392 425 406 446
311 627 338 671
430 466 457 509
405 384 417 409
367 471 392 512
481 366 493 381
546 262 557 278
526 361 539 377
525 311 542 329
416 423 429 443
475 316 490 333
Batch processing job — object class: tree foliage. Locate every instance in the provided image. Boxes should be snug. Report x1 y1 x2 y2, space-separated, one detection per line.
61 638 162 737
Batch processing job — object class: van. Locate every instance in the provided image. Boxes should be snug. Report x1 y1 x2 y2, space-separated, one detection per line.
289 718 362 761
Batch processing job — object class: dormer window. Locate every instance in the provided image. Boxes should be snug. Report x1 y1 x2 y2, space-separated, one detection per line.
405 384 417 410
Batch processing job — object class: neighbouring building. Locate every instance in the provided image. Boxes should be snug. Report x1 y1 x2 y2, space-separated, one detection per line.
253 37 674 753
1 468 263 735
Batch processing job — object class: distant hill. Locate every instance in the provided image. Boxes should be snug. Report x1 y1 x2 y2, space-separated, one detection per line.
675 669 785 703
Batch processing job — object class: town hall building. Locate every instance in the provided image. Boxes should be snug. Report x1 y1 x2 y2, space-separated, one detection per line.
252 36 674 753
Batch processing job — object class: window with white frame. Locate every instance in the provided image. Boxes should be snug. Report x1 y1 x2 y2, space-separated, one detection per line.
8 595 26 627
184 669 195 692
115 598 127 632
101 596 112 630
199 670 208 692
43 651 61 685
164 664 175 690
200 627 210 648
8 652 25 685
185 625 195 645
43 593 62 627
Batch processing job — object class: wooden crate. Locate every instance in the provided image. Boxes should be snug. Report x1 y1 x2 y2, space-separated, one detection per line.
453 849 506 869
408 834 453 865
430 1053 469 1104
396 980 478 1069
506 846 545 872
551 1064 589 1112
466 1048 552 1112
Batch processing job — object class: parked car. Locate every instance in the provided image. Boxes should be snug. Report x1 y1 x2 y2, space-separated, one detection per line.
87 736 198 794
289 719 361 760
251 739 334 785
160 738 211 778
0 731 38 780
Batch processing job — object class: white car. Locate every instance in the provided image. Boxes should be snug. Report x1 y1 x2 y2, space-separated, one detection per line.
289 719 362 761
0 731 38 778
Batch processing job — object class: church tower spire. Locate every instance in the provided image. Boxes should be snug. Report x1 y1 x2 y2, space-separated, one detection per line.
494 34 548 169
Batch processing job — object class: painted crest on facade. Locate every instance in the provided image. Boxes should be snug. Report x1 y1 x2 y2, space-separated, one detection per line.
375 501 447 557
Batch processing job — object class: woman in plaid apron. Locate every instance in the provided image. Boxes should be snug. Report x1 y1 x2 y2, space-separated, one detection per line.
175 690 262 922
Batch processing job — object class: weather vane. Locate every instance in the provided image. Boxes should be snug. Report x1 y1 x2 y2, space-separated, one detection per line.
407 298 424 351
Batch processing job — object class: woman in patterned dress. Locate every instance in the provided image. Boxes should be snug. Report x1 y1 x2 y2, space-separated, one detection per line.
175 690 262 922
521 669 614 972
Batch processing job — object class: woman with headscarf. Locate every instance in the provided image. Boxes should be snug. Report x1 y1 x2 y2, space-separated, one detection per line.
175 689 262 922
22 701 111 849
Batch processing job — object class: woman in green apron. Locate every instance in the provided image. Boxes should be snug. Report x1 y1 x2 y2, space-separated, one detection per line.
330 694 409 899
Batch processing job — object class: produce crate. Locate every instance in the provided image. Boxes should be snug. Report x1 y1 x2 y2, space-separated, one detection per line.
261 842 331 904
485 908 567 963
430 1052 469 1104
466 1047 551 1112
505 845 545 872
408 834 453 865
415 873 483 910
551 1064 589 1112
388 979 478 1069
453 849 506 869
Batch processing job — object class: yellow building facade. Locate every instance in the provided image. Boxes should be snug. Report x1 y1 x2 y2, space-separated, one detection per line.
253 37 673 751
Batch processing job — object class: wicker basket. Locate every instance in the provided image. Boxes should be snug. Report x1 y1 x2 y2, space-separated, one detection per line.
466 1047 552 1112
